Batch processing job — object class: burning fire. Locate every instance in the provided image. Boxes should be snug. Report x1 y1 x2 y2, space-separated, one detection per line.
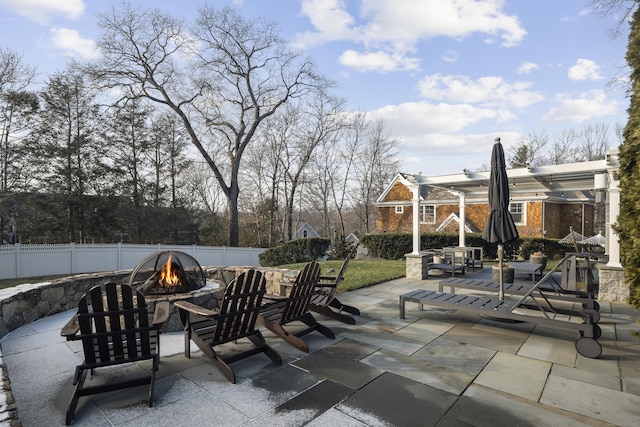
159 254 180 287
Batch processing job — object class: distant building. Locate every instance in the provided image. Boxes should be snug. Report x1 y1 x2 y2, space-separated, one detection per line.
294 221 320 240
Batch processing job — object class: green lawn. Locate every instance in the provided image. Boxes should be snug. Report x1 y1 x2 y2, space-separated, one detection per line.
0 260 406 292
278 258 406 291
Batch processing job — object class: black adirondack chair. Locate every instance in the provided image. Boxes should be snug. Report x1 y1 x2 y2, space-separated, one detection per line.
61 282 169 425
309 253 360 324
258 261 335 352
174 269 281 383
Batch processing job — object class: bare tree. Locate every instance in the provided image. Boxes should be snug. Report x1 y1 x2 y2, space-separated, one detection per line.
574 123 612 161
308 111 366 239
0 47 36 95
87 3 322 246
241 115 288 246
591 0 637 36
351 118 399 233
279 91 344 241
0 48 37 241
548 129 579 165
507 130 548 167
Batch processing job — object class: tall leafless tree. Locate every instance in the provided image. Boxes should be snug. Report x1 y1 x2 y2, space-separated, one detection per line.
350 118 399 233
548 129 578 165
279 91 344 241
0 48 37 241
86 3 323 246
575 123 612 161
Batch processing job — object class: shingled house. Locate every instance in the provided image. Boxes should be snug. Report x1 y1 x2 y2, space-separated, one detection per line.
376 173 598 240
373 152 625 244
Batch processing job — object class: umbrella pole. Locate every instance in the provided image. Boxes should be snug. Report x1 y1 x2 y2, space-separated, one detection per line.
498 244 504 300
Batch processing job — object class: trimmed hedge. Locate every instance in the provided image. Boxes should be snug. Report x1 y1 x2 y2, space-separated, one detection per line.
259 237 331 267
360 232 567 261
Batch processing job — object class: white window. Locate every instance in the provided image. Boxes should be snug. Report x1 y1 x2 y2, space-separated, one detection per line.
303 229 308 238
395 206 403 214
509 202 525 225
420 205 436 224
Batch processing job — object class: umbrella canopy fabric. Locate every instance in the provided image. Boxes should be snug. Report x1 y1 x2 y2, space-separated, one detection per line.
558 231 586 246
482 138 519 245
582 232 606 247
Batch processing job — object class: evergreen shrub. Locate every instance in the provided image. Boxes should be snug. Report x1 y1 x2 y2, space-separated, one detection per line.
259 237 331 267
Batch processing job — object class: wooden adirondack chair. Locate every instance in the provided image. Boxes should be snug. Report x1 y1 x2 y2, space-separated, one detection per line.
174 269 281 383
308 253 360 324
258 261 335 352
60 282 169 425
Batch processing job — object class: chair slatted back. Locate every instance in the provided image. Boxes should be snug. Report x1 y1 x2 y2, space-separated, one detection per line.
77 282 155 367
332 255 352 286
213 270 266 343
280 262 320 322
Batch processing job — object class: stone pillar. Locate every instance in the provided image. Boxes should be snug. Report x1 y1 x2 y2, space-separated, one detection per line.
598 266 628 303
406 253 429 280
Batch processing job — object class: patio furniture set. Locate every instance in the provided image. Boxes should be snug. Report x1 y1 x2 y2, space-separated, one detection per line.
59 249 605 425
400 253 604 360
60 255 357 425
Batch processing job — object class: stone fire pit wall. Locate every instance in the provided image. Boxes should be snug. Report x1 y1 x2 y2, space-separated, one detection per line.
0 265 298 339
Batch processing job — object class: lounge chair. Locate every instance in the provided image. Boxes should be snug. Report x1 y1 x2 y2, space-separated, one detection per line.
174 269 281 383
308 253 360 324
61 282 170 425
399 258 603 358
258 261 335 352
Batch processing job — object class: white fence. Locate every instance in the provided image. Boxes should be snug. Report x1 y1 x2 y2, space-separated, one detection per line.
0 243 265 280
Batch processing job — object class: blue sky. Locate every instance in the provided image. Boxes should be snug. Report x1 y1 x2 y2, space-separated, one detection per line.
0 0 629 175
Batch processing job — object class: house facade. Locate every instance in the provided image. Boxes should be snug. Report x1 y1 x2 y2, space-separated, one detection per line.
374 148 629 304
294 221 320 240
376 177 598 239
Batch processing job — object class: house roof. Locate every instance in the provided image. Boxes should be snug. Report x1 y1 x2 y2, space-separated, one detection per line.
376 150 619 205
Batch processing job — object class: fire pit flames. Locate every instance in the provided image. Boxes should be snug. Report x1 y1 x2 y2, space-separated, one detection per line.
128 251 207 295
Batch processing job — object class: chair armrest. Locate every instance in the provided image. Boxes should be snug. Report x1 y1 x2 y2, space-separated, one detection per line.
318 275 338 282
152 301 170 326
263 293 287 303
316 282 337 289
60 314 79 338
174 300 218 318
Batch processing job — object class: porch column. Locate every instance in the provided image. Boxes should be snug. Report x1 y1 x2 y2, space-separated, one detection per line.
410 184 421 255
606 170 622 268
459 194 466 247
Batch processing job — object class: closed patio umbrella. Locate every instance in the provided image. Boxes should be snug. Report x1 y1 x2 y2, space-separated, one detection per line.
482 137 519 300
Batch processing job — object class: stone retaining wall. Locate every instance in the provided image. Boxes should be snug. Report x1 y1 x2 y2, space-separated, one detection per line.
0 265 299 426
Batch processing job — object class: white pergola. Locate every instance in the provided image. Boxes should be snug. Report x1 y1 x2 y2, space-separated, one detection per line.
397 149 621 268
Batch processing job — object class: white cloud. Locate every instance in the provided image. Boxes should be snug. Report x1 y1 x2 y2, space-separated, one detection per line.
418 74 544 109
295 0 526 73
294 0 358 47
339 49 419 72
441 50 458 63
517 61 539 74
542 89 619 123
368 101 506 137
49 27 100 59
568 59 603 81
397 131 523 162
0 0 84 25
